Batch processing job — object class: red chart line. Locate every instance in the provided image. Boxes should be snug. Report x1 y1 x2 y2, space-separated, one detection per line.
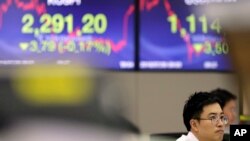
140 0 195 61
112 4 135 52
0 0 46 28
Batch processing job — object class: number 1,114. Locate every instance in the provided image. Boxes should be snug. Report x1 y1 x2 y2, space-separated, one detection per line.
167 14 221 34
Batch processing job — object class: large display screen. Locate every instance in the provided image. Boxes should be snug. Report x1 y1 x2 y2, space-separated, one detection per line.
0 0 135 70
139 0 233 71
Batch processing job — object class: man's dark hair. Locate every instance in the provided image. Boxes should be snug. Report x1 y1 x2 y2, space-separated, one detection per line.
183 92 221 131
211 88 237 109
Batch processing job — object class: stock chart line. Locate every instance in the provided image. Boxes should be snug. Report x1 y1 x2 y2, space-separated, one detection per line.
140 0 195 61
0 0 46 28
111 4 134 52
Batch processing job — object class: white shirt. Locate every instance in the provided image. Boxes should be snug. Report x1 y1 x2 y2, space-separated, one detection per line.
176 132 199 141
224 126 230 134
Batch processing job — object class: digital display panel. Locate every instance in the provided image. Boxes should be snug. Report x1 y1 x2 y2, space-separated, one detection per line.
0 0 135 70
139 0 233 71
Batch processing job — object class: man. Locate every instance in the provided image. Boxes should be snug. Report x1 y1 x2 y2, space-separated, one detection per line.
177 92 228 141
211 88 237 134
211 88 237 126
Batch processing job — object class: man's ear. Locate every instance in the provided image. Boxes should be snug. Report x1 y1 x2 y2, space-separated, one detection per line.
190 119 199 132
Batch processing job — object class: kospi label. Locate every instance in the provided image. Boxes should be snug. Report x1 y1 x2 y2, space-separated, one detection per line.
47 0 81 6
230 125 250 141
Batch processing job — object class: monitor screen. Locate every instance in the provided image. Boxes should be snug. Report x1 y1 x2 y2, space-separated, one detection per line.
139 0 232 71
0 0 135 70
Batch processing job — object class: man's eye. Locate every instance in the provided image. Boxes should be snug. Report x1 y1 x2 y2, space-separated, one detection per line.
209 116 217 120
220 115 226 119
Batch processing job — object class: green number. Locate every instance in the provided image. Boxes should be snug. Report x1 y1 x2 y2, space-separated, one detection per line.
40 14 73 34
29 40 38 52
58 42 65 54
167 14 220 34
82 13 107 34
22 14 34 34
210 19 221 34
94 14 107 34
52 14 64 33
204 41 212 54
41 41 46 52
215 42 223 54
65 14 73 33
82 13 95 33
47 41 56 52
199 15 208 33
222 41 229 54
67 41 76 52
186 14 196 33
41 41 56 52
40 14 52 33
167 14 177 33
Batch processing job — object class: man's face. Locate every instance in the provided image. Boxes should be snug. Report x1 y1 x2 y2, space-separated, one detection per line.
194 103 225 141
223 99 237 125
